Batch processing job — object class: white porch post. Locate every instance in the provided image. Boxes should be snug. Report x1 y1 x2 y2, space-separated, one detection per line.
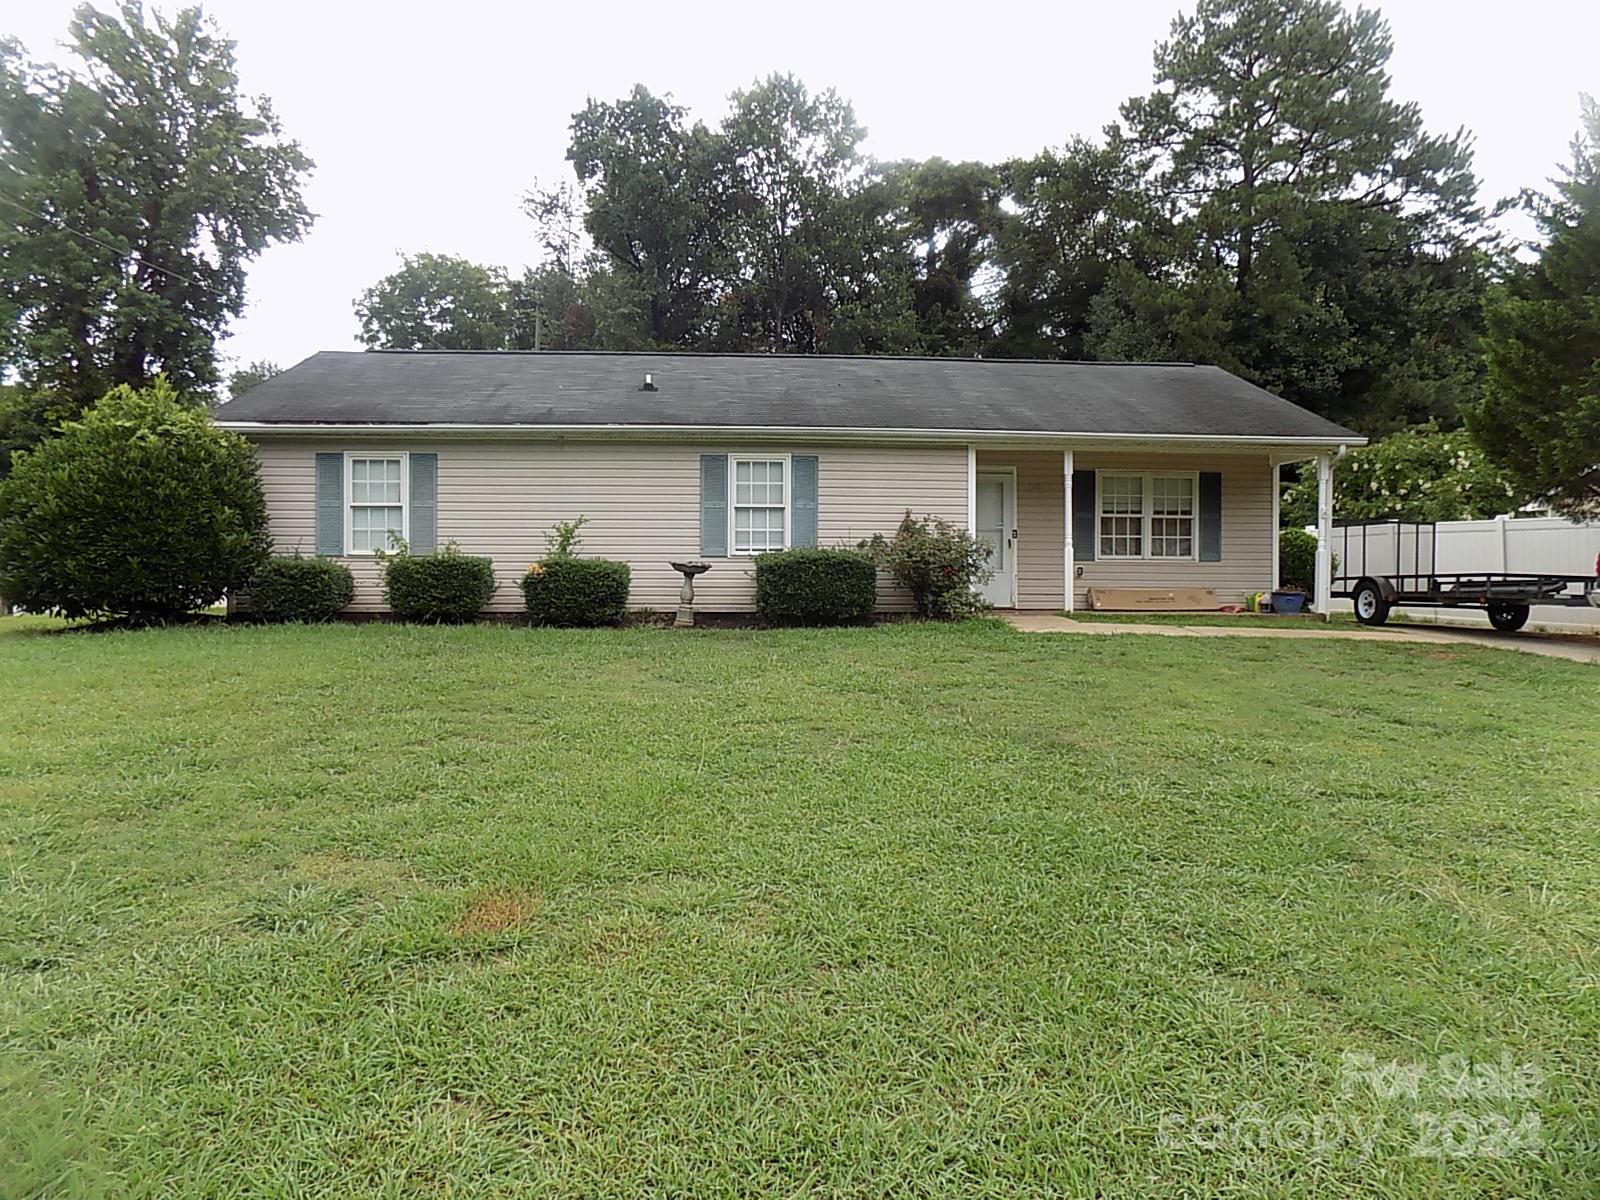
1269 456 1281 595
966 445 977 534
1062 449 1074 612
1314 452 1334 621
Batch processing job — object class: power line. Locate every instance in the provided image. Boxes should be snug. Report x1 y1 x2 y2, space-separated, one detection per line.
0 191 233 300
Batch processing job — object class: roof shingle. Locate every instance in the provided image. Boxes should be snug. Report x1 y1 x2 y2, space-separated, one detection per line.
218 350 1363 442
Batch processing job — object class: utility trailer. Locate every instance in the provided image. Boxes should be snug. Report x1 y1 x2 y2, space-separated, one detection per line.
1331 519 1600 632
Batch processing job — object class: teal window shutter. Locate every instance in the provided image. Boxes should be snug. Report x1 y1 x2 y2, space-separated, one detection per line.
700 454 729 557
1198 472 1222 561
1071 470 1096 562
791 455 818 547
409 453 438 553
315 453 344 556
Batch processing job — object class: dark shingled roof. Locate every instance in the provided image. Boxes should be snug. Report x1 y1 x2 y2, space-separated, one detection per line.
218 350 1362 442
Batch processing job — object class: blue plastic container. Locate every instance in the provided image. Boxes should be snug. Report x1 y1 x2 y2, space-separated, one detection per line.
1270 589 1307 615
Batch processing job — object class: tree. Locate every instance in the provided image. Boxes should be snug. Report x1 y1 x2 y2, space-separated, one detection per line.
0 377 269 621
228 360 282 399
885 157 1000 355
563 86 729 346
1280 425 1522 526
354 253 518 350
989 141 1151 359
0 385 51 479
0 4 313 421
1472 97 1600 517
1105 0 1492 431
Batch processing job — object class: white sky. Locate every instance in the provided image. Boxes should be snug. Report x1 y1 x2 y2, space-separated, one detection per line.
10 0 1598 374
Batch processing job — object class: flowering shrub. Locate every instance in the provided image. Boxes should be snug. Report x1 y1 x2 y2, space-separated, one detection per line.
1282 427 1524 525
860 511 992 618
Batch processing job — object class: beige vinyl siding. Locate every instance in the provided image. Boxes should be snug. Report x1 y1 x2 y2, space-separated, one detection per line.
251 438 968 612
976 449 1275 609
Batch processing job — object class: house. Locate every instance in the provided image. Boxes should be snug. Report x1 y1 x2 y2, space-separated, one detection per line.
216 351 1364 615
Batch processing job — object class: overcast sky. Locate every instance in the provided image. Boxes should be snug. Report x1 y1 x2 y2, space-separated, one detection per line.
10 0 1598 374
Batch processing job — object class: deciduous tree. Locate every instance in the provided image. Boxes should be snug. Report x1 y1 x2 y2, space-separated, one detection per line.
0 4 313 420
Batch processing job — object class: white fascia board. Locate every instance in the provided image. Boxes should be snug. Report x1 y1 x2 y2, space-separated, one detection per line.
215 421 1364 452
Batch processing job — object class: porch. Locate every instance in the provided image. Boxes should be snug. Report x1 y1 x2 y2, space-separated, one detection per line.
968 447 1336 613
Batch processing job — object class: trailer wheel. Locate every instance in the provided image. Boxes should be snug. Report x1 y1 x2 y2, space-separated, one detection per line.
1487 603 1530 633
1352 580 1391 626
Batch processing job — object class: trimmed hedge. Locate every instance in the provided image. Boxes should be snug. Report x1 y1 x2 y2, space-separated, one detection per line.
249 556 355 622
383 545 497 623
522 557 631 627
754 548 877 626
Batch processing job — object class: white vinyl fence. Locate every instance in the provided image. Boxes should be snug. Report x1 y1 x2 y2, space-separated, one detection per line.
1328 516 1600 632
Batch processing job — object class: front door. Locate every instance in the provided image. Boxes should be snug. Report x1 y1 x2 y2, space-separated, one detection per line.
975 472 1016 608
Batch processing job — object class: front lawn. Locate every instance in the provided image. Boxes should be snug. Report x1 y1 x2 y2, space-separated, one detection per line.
2 619 1596 1196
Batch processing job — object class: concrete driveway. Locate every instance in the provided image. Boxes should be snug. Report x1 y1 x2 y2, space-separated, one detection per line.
1002 612 1600 664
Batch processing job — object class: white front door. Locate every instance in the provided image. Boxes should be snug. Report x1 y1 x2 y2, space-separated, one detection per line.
975 472 1016 608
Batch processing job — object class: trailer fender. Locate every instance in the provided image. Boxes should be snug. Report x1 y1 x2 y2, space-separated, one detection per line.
1360 576 1399 603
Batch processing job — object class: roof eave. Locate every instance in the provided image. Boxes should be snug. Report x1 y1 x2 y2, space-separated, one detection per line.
214 420 1365 451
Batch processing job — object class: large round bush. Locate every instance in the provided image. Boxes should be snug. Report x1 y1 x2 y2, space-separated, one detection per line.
249 556 355 622
522 557 631 627
754 548 876 625
382 544 497 622
0 379 269 621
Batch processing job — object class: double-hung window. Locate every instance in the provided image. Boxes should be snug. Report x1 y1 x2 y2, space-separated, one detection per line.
347 453 407 554
731 456 789 553
1099 472 1196 560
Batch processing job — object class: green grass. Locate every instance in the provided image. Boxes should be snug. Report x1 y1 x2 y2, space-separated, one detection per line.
2 617 1597 1197
1061 610 1411 629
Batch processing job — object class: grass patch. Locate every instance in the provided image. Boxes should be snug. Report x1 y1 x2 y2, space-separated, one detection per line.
2 616 1597 1195
1062 610 1409 629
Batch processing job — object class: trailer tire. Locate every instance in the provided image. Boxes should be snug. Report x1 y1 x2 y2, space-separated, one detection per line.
1352 580 1391 626
1487 603 1529 633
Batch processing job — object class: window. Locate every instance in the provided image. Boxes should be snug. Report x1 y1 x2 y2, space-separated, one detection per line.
1099 474 1144 558
1099 472 1196 560
347 454 407 554
1149 475 1195 558
731 456 788 553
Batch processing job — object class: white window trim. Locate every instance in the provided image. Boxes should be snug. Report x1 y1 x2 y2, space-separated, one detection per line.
1095 469 1200 562
727 453 792 556
344 450 410 556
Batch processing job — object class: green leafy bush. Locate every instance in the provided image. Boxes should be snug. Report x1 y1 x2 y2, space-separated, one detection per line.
382 543 497 622
1278 528 1317 593
754 548 877 625
248 555 355 622
522 556 631 627
1281 426 1522 526
860 512 992 619
0 378 269 621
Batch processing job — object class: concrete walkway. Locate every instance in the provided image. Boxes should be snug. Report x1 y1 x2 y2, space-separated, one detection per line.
1002 611 1600 664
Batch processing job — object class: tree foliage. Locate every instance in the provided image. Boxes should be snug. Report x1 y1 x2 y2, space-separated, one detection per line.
354 253 522 351
228 360 282 400
0 377 269 620
1281 426 1522 526
0 3 313 421
1100 0 1492 432
348 8 1524 468
1471 97 1600 517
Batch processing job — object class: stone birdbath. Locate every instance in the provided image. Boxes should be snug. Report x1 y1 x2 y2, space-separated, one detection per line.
669 561 711 628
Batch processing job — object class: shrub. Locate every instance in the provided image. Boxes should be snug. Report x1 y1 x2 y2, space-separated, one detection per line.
382 543 497 622
754 548 877 625
522 556 631 627
0 378 269 621
248 555 355 622
860 512 992 619
1278 529 1317 593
